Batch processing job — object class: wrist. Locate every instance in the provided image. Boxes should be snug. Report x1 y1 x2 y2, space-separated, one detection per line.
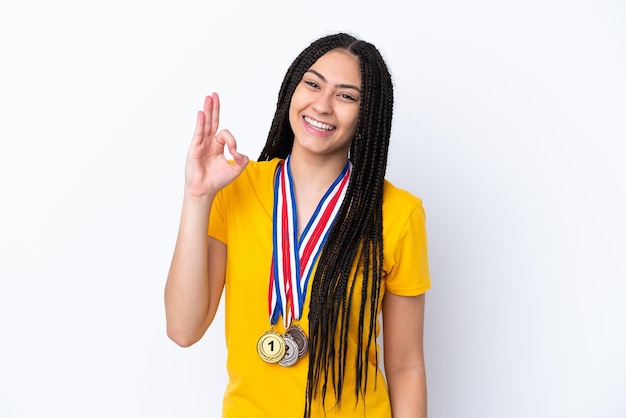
181 192 215 212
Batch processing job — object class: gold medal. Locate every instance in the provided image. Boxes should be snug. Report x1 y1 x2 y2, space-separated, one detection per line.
278 333 299 367
257 330 286 363
286 325 308 358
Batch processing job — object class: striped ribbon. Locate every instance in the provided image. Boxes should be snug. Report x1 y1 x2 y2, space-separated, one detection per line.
268 155 352 328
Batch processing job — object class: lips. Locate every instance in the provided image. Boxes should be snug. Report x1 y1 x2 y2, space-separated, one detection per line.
304 116 335 132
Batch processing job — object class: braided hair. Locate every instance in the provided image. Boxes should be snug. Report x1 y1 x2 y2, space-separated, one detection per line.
258 32 394 416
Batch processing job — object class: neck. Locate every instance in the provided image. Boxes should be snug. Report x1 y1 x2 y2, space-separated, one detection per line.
288 150 348 195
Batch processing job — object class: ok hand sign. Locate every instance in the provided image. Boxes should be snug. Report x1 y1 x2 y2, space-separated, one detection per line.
185 93 249 198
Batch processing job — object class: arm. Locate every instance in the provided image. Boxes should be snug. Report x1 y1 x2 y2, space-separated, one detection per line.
164 93 248 347
165 206 225 347
383 292 427 418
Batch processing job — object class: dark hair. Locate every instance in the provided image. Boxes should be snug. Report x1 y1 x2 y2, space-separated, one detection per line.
258 32 394 417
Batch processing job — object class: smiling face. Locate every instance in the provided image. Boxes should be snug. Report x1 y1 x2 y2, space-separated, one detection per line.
288 49 362 161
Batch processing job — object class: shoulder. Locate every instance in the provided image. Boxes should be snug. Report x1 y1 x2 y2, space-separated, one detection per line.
381 179 428 247
213 159 282 214
239 158 282 182
221 158 281 193
211 159 282 227
382 180 425 220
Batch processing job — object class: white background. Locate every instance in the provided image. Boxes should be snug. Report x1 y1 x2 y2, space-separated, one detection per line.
1 0 625 417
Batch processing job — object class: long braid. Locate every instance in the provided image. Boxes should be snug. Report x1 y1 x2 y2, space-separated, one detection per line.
258 33 394 417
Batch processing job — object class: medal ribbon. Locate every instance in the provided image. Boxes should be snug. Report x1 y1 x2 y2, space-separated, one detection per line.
268 155 352 328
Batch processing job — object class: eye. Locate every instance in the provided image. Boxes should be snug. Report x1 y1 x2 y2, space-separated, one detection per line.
339 93 358 102
304 80 320 89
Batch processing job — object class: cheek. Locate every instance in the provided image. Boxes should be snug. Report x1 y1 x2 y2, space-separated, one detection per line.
288 102 299 130
343 109 359 133
288 87 311 131
288 94 299 124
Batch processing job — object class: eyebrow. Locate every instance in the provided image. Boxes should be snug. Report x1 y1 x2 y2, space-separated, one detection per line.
305 69 361 93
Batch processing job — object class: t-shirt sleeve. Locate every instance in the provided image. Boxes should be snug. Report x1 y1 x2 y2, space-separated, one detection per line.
208 190 228 244
384 200 431 296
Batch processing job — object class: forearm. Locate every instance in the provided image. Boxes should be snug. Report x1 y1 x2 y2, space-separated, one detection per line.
383 293 427 417
386 365 427 418
165 194 215 346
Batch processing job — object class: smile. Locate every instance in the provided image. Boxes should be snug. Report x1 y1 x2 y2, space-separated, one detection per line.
304 116 335 132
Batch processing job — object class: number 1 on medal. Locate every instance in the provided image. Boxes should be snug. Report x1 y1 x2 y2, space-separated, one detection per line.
257 331 286 363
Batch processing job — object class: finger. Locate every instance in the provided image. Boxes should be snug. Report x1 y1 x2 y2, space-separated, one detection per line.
202 95 214 140
211 92 220 137
191 110 205 146
217 129 237 153
217 129 249 167
232 150 250 167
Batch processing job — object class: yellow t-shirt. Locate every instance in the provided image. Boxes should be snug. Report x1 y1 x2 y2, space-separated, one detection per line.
209 159 430 417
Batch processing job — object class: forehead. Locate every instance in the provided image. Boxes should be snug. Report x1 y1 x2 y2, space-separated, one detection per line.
307 49 361 84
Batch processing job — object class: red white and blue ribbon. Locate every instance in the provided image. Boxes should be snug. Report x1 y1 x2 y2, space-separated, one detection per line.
268 155 352 328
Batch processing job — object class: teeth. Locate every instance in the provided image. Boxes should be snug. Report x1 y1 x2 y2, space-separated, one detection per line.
304 116 334 131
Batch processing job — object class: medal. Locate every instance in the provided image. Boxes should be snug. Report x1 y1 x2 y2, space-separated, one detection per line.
286 325 308 358
257 330 286 363
278 333 299 367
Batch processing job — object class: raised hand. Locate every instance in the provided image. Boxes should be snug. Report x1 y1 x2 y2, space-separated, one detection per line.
185 93 249 198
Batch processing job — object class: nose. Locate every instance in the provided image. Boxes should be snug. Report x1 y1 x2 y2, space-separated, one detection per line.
312 92 333 115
